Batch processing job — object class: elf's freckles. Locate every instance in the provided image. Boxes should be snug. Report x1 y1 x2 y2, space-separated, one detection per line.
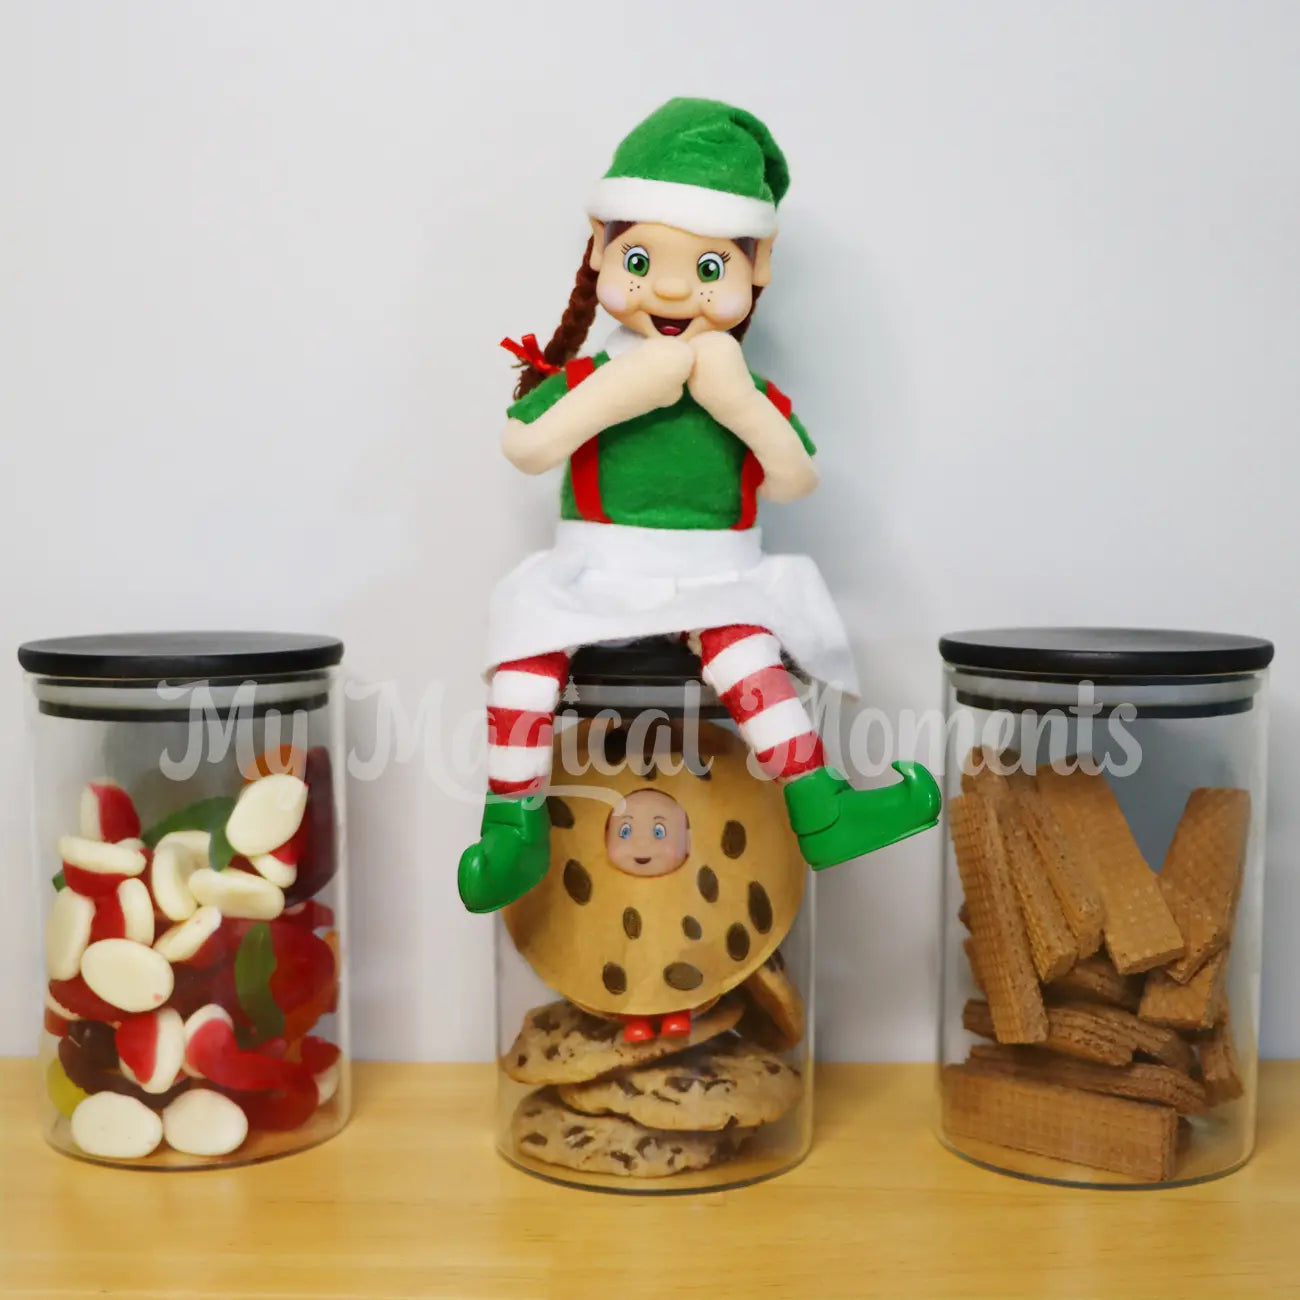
598 282 628 313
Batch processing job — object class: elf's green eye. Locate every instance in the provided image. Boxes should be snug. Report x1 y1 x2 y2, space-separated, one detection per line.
697 253 725 283
623 246 650 276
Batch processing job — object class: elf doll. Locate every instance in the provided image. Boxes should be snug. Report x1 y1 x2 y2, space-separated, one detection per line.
459 98 940 915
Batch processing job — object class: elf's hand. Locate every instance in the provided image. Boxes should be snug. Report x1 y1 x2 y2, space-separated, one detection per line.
688 332 819 502
685 330 752 408
501 337 691 475
619 335 695 411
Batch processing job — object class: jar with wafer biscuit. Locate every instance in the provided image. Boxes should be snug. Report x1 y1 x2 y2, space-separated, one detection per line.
937 628 1272 1187
495 639 815 1191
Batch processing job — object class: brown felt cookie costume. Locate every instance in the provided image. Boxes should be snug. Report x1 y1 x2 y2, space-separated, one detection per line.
503 720 804 1018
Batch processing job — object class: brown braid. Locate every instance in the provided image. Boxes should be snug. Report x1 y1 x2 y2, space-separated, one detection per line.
730 285 763 343
513 237 599 399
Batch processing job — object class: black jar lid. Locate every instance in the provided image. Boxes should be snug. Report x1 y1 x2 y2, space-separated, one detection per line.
565 638 722 719
938 627 1274 681
569 637 704 686
17 631 344 682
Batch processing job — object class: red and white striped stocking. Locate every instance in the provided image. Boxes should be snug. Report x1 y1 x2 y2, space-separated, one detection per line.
692 625 825 781
486 651 570 796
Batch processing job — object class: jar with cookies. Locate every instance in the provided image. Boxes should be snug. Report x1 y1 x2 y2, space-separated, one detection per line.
21 633 349 1169
492 641 817 1191
937 628 1272 1187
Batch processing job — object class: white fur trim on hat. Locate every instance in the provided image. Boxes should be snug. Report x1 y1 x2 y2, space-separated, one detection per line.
586 176 777 239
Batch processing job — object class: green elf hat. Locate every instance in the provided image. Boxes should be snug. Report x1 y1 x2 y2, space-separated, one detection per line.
587 98 789 240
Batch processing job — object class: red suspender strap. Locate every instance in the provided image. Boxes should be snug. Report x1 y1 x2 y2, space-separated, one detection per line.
564 358 609 524
732 380 793 530
764 379 793 419
734 452 764 530
566 356 596 387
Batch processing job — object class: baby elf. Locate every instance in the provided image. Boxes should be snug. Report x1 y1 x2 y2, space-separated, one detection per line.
459 98 940 915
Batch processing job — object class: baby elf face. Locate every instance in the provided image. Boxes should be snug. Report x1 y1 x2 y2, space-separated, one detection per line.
605 789 691 877
588 221 773 341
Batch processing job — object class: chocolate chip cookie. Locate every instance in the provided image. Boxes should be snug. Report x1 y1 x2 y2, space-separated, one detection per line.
739 949 806 1051
510 1089 753 1178
504 997 744 1086
557 1040 802 1131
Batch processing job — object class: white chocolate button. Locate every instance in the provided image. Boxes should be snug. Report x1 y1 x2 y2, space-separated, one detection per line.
70 1092 163 1160
117 878 155 946
249 851 297 889
45 889 95 980
150 832 210 922
81 939 175 1013
118 1007 186 1094
314 1061 342 1107
225 774 308 857
188 868 285 920
162 1088 249 1156
58 836 146 877
154 906 222 964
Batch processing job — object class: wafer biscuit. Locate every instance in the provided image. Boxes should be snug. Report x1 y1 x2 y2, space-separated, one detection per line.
1139 949 1228 1031
1208 969 1230 1028
1045 954 1143 1012
966 1043 1208 1115
1010 781 1104 957
941 1065 1178 1181
1082 1002 1196 1073
963 999 1133 1066
998 802 1076 981
1037 766 1184 974
963 937 985 992
1158 789 1250 983
950 796 1047 1043
960 748 1024 804
1198 1017 1245 1105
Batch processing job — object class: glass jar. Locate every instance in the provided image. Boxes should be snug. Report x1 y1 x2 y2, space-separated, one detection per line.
936 628 1272 1187
20 632 349 1168
495 638 814 1191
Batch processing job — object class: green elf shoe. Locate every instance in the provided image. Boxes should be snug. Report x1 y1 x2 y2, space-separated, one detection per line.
457 797 551 914
785 762 942 870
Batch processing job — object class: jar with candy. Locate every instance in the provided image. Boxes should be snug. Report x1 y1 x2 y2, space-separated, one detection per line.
20 633 348 1168
494 640 817 1191
936 628 1272 1187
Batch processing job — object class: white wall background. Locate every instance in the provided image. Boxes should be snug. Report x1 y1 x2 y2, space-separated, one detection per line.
1 0 1297 1062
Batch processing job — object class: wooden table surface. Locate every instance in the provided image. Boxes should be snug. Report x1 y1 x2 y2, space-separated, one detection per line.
1 1058 1297 1298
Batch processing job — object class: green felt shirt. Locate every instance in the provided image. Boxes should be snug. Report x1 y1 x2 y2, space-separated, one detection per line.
506 351 814 531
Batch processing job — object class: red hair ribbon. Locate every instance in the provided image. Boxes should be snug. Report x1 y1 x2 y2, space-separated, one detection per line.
500 333 561 375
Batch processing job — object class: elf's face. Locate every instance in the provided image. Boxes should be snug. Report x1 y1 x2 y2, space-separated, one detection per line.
606 789 691 877
588 221 773 341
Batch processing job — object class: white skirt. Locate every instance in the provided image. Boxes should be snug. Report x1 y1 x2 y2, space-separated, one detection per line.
485 521 860 696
